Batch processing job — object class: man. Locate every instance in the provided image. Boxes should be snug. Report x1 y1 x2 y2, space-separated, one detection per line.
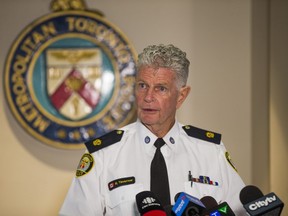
59 44 246 215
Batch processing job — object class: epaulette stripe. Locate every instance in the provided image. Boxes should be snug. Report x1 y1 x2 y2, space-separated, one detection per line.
85 130 124 153
182 125 221 144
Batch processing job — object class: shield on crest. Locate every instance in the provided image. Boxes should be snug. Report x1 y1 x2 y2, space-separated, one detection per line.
46 48 102 120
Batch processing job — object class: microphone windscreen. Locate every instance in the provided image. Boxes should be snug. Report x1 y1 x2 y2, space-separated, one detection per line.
240 185 284 216
200 196 218 209
201 196 235 216
239 185 264 205
136 191 167 216
172 192 206 216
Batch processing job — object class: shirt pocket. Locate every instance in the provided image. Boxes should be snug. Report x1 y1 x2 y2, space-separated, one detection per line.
184 181 222 201
106 183 144 216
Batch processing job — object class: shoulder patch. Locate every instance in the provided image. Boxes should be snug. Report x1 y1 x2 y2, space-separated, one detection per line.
85 130 124 153
182 125 221 144
76 153 94 177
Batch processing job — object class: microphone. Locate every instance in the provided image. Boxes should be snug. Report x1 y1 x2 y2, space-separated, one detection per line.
136 191 167 216
239 185 284 216
200 196 218 208
172 192 206 216
200 196 235 216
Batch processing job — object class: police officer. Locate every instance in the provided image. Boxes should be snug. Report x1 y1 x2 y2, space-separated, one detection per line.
59 44 246 215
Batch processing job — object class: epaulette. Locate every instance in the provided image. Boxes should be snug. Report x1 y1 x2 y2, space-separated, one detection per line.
85 130 124 153
182 125 221 144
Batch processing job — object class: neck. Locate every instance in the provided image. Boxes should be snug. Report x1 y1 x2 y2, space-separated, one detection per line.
142 120 175 138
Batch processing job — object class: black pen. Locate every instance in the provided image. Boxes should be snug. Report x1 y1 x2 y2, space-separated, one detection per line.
188 171 193 187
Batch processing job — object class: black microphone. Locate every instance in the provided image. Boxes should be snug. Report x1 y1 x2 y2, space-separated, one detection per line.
239 185 284 216
136 191 167 216
200 196 235 216
172 192 206 216
200 196 218 209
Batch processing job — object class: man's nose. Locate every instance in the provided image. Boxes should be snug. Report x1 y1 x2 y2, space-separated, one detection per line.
144 88 155 102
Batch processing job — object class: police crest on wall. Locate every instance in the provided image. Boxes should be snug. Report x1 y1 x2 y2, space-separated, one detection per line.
4 0 137 149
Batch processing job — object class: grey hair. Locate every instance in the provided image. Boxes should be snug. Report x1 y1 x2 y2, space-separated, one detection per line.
136 44 190 88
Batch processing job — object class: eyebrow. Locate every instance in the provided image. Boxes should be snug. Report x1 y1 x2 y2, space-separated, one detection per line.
136 77 170 86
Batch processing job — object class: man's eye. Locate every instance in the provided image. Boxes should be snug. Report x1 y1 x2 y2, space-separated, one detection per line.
158 86 167 92
138 83 147 89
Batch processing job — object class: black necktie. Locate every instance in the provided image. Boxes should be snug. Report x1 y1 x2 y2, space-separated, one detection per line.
150 138 171 206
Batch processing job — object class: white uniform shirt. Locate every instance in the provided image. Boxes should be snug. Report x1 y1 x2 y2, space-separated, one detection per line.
59 120 246 216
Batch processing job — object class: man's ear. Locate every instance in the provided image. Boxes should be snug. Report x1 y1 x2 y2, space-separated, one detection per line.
176 86 191 109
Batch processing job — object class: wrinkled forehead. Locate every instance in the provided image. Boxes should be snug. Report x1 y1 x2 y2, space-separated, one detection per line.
137 66 176 77
136 66 177 81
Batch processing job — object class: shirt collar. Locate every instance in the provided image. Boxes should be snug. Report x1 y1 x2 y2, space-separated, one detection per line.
136 119 181 156
162 121 180 147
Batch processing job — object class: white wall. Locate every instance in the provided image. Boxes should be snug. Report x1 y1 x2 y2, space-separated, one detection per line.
1 0 285 215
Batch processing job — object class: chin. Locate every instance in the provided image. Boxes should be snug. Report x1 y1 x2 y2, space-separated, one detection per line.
140 118 158 126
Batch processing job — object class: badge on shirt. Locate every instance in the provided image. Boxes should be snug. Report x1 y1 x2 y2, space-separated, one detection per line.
191 175 219 186
108 177 135 191
225 151 238 172
76 153 94 177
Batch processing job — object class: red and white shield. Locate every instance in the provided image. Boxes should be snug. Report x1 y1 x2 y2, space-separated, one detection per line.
46 48 102 120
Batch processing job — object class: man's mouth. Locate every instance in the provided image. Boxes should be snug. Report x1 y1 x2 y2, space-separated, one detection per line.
142 108 157 112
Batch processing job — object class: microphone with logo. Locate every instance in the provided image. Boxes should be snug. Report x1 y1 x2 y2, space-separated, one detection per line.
172 192 206 216
200 196 235 216
239 185 284 216
136 191 167 216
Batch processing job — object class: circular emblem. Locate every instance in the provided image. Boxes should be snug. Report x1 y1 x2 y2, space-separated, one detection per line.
169 137 175 144
93 139 102 146
4 10 137 149
206 132 215 139
76 153 94 177
144 136 150 144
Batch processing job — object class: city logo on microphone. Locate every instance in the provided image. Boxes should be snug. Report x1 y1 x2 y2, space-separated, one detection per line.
142 197 156 204
141 196 161 209
248 194 277 211
209 205 229 216
4 0 137 149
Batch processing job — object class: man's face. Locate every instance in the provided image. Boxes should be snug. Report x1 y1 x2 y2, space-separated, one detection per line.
135 66 189 133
